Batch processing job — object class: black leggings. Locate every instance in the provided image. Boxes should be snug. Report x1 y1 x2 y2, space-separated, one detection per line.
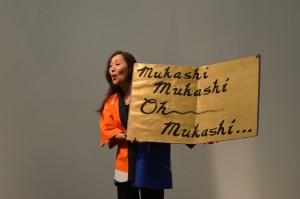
117 182 164 199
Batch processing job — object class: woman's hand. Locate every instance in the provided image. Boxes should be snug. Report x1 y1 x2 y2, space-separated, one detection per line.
204 141 219 145
131 137 143 144
115 133 126 141
114 134 143 143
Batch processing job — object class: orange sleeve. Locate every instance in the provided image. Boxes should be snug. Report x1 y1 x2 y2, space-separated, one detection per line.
100 95 124 148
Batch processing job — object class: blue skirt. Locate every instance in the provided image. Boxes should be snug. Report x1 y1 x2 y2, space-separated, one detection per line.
134 143 173 189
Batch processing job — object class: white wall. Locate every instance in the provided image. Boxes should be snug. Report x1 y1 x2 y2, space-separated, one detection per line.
1 0 299 198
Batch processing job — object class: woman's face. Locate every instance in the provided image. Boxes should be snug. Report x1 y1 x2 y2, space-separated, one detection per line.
109 54 130 87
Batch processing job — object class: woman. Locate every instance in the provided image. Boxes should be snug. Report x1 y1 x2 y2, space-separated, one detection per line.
98 51 172 199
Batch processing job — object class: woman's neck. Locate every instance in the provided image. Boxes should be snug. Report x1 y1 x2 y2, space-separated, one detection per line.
120 83 131 105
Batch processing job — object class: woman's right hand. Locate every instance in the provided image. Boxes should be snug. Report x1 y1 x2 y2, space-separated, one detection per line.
115 133 126 141
130 137 143 144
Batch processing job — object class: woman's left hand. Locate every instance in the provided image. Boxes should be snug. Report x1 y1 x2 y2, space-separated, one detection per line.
204 141 219 145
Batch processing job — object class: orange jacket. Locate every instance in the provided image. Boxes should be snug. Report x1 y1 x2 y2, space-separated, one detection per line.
100 93 129 182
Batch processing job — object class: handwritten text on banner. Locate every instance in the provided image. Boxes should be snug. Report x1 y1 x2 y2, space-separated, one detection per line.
127 55 260 144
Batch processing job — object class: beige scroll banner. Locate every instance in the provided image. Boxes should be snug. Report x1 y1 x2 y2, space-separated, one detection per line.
127 55 260 144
